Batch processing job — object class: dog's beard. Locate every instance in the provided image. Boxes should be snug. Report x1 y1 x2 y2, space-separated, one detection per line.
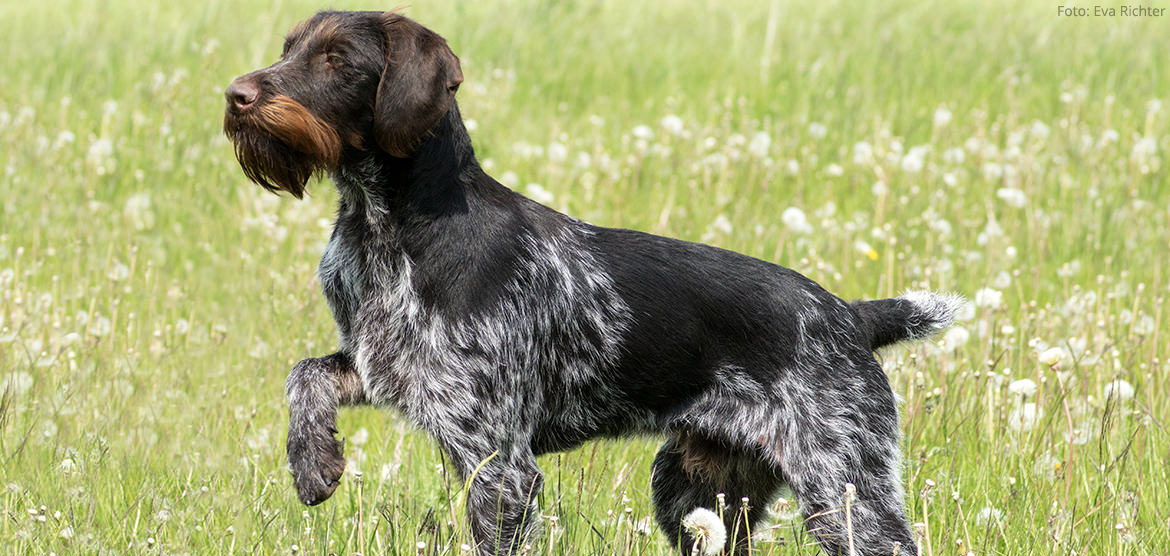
224 95 342 199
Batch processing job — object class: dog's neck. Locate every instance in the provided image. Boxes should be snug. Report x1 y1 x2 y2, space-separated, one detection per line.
332 103 483 223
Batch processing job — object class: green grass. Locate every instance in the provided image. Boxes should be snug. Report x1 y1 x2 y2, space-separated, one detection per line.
2 0 1168 553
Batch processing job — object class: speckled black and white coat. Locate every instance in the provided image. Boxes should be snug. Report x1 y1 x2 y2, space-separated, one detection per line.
283 106 962 556
236 11 964 556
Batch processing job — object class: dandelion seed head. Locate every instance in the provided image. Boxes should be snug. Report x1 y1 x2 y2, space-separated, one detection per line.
933 106 952 127
1008 378 1037 397
781 207 812 235
996 187 1028 208
681 507 726 556
1103 379 1134 402
660 115 684 136
1008 402 1041 431
1038 347 1069 368
974 288 1003 309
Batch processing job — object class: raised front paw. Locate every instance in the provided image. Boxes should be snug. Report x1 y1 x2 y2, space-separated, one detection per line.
287 426 347 506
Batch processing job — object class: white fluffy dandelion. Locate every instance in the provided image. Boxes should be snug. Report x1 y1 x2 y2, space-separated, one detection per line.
807 122 827 139
1037 347 1069 368
681 507 726 556
1008 378 1037 397
748 131 771 157
1008 402 1041 431
933 106 952 127
1103 379 1134 402
996 187 1028 208
973 288 1003 309
661 115 684 136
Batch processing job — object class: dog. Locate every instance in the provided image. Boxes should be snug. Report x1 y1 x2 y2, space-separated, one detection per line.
223 10 960 555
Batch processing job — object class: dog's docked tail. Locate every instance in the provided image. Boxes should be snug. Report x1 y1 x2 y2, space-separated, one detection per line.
852 290 965 350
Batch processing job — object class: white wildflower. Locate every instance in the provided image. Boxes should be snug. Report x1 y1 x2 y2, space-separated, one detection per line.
748 131 771 157
499 171 518 188
853 141 874 165
55 130 76 149
3 372 34 396
707 215 733 236
1037 347 1069 368
1131 137 1157 162
107 262 130 282
1134 315 1155 336
59 458 77 474
1103 379 1134 402
90 316 112 337
660 115 684 136
1008 402 1041 431
781 207 812 235
350 427 369 446
975 507 1004 527
992 271 1012 289
1008 378 1037 397
807 122 827 139
982 162 1003 181
547 142 568 162
123 193 155 231
632 124 654 140
933 106 952 127
942 147 965 164
996 187 1027 208
974 288 1002 309
785 159 800 175
86 138 116 175
943 326 970 350
525 183 555 205
681 508 726 556
901 146 928 173
1030 121 1051 140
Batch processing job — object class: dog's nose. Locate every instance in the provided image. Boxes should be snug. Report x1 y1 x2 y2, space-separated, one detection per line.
226 79 260 111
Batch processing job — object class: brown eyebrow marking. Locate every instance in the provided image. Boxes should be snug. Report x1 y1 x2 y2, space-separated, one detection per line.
310 17 345 52
283 19 310 51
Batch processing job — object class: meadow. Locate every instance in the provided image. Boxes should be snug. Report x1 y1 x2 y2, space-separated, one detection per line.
2 0 1168 553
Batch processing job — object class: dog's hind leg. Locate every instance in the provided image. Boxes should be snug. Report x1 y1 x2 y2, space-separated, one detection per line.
778 359 918 556
652 432 786 555
285 352 365 506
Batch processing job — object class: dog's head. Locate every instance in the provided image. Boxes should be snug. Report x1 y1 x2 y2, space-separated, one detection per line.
223 11 463 197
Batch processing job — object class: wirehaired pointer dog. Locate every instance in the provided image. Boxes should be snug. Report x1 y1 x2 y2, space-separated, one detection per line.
224 10 960 555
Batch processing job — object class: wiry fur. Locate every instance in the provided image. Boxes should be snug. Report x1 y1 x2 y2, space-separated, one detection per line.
224 10 961 556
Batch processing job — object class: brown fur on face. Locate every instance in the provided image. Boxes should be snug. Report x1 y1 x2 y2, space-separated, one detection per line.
223 95 342 198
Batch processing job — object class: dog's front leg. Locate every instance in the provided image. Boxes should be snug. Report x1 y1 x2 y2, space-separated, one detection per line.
285 352 365 505
444 439 544 555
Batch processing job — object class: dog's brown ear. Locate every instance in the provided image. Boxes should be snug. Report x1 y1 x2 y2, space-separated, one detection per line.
375 14 463 158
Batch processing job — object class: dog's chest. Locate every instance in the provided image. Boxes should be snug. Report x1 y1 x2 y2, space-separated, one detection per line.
317 224 374 348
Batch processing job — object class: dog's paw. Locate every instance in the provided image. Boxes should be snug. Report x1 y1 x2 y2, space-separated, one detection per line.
287 427 347 506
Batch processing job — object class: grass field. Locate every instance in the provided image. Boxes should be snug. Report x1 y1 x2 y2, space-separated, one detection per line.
2 0 1168 554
